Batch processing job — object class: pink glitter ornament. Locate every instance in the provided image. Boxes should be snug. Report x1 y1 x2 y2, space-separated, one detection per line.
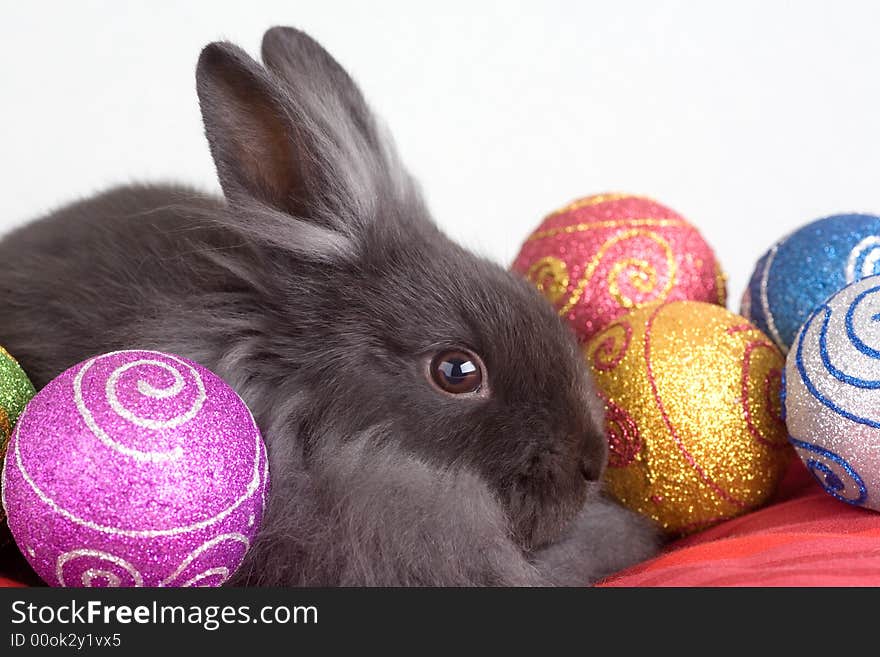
1 350 269 587
512 193 727 343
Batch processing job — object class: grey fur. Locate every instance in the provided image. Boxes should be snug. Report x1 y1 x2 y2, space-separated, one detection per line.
0 26 659 586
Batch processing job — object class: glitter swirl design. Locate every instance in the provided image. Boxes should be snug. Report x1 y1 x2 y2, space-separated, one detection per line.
57 549 144 587
794 285 880 427
845 235 880 284
160 533 251 587
601 394 642 468
52 533 252 588
2 350 269 587
608 258 658 308
591 321 632 372
740 340 788 449
789 438 868 505
559 229 677 315
525 256 570 305
757 244 786 352
9 405 265 537
74 354 205 462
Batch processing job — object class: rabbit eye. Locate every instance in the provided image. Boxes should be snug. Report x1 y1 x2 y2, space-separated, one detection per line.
428 349 485 396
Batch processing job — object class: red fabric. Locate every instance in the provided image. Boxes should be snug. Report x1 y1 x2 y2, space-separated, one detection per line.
600 460 880 586
0 575 26 588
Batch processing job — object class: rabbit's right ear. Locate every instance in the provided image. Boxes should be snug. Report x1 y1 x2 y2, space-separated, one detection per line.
196 42 312 216
260 27 381 152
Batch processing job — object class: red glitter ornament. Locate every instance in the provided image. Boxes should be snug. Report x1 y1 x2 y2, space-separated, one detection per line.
512 193 727 342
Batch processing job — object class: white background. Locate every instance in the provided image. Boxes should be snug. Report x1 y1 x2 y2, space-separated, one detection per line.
3 0 880 302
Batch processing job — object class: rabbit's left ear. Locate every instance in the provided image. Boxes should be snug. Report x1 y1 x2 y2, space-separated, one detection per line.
196 41 312 216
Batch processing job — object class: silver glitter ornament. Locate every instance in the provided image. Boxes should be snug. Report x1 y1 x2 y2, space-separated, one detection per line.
785 273 880 511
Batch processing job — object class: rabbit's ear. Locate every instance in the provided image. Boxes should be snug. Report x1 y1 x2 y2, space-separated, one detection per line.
261 26 381 151
196 42 311 215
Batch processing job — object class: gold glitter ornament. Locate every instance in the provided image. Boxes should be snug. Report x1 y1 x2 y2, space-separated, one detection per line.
585 301 792 535
0 345 36 526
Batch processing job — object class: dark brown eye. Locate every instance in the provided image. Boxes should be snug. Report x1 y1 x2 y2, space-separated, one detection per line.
428 349 485 395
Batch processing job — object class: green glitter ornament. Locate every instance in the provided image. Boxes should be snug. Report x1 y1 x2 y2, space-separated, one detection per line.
0 345 35 524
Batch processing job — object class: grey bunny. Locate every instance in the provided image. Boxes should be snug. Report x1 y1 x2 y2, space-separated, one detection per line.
0 27 659 585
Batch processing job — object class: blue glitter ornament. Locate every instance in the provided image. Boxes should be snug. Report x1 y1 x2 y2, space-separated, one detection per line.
784 274 880 511
742 213 880 352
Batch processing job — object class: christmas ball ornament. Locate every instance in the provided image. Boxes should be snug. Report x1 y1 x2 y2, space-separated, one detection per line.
0 346 36 526
512 193 726 343
1 350 269 587
586 301 791 534
742 212 880 352
785 274 880 511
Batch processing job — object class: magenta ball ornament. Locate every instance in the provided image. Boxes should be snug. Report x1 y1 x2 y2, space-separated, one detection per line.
1 350 269 587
